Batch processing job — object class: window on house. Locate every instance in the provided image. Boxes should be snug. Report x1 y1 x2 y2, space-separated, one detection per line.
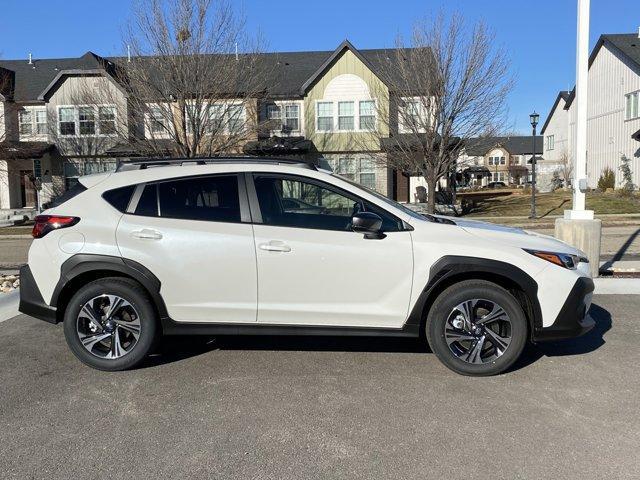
149 106 167 134
228 104 244 134
546 135 555 151
59 107 76 136
359 100 375 130
35 109 47 135
284 104 299 131
400 99 422 131
336 157 356 181
317 102 333 131
625 91 639 120
206 104 224 133
267 104 281 120
99 106 116 135
359 157 376 190
19 110 33 135
78 107 96 135
492 172 506 182
338 101 354 131
500 156 506 165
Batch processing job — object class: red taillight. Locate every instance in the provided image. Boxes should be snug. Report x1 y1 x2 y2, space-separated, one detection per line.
32 215 80 239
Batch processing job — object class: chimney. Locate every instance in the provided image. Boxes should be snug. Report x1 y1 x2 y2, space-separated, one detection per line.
637 26 640 39
28 53 33 64
235 43 238 61
127 45 131 63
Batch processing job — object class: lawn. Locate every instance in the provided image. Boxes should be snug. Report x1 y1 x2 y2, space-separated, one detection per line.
461 191 640 218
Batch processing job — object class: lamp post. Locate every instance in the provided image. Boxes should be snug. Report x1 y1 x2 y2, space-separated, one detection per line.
529 111 539 219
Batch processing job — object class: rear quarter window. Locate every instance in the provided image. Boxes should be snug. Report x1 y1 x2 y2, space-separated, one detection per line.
102 185 136 213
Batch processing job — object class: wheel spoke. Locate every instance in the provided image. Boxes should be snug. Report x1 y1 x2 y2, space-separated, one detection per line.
80 304 103 332
445 329 476 346
108 329 124 359
80 332 111 351
458 299 477 331
113 319 141 337
477 304 508 325
465 335 486 364
103 295 128 321
484 328 511 354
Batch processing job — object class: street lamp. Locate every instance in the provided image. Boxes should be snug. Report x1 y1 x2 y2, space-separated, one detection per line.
529 111 539 219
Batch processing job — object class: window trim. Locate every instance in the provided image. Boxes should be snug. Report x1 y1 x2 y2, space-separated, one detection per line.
125 173 251 224
315 99 377 133
246 172 405 233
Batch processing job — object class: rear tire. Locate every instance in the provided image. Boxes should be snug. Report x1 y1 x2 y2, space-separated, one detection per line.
63 277 158 371
426 280 527 376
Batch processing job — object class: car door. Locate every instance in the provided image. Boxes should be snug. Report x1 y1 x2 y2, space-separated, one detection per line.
249 172 414 328
116 173 257 323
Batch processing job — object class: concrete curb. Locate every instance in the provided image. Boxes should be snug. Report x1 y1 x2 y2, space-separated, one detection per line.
0 290 20 323
594 278 640 294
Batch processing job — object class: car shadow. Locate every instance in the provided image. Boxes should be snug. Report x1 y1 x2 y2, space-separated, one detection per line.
141 303 611 371
509 302 612 372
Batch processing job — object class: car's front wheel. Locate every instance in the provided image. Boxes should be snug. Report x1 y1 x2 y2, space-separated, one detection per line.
426 280 528 376
63 277 158 371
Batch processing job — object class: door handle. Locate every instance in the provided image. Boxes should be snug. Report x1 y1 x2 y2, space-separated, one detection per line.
259 241 291 252
131 229 163 240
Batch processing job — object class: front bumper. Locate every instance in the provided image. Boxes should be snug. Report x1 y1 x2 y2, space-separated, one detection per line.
18 265 58 324
533 276 595 342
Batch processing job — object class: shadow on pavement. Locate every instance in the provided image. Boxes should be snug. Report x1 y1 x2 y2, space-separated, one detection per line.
511 302 612 371
141 302 611 372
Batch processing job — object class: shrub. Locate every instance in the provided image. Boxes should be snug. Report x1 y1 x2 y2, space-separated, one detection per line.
597 167 615 191
550 170 564 191
618 155 636 196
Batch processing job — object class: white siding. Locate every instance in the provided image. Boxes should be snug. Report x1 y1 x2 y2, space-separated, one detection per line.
567 43 640 188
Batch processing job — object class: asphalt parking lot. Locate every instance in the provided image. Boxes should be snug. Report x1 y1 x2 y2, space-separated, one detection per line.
1 295 638 479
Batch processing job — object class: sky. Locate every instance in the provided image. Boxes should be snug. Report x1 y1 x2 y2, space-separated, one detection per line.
0 0 638 133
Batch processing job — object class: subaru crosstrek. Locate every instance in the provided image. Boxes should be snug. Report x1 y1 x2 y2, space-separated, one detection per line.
19 158 595 376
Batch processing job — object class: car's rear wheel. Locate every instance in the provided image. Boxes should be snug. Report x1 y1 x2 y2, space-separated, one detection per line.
63 277 158 371
426 280 527 376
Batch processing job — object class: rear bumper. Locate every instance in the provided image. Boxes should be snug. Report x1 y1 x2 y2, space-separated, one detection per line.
533 277 595 342
18 265 58 324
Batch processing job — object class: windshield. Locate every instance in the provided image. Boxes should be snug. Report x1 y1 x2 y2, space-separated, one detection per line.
330 173 428 222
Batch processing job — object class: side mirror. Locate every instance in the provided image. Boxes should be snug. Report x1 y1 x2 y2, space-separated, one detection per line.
351 211 385 239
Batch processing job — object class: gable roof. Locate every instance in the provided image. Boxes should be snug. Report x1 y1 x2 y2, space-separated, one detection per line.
540 90 570 134
464 136 543 156
564 33 640 110
0 41 422 102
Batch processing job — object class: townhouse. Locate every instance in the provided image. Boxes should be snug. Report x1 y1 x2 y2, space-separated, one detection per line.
0 41 428 213
542 32 640 190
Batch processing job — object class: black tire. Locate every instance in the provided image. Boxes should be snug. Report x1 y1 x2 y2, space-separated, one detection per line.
425 280 527 376
63 277 158 371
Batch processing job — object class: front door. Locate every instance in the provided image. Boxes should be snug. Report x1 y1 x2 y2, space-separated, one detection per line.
116 173 257 323
250 173 414 328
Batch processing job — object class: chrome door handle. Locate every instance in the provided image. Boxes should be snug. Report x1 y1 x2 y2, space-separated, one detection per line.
259 241 291 252
131 229 163 240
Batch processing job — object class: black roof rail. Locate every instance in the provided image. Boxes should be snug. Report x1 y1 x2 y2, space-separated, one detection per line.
115 156 319 172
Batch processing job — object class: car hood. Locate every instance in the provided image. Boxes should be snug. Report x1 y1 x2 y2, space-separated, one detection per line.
433 216 582 255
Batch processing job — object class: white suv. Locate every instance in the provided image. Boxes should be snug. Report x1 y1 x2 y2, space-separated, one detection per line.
19 158 594 376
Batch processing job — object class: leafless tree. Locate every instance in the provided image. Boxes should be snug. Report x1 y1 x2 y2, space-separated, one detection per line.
369 13 513 213
559 149 573 187
0 67 11 143
60 0 272 161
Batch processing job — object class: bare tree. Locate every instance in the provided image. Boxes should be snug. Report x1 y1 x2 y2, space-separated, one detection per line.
370 13 513 213
559 149 573 188
0 67 11 143
114 0 272 158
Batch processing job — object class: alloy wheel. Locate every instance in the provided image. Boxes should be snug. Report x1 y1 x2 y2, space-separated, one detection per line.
444 298 512 365
76 294 141 359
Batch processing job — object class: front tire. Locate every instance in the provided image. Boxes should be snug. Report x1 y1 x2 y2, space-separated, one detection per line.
63 277 158 371
426 280 527 376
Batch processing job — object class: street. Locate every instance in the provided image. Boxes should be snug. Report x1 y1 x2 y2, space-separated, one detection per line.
1 295 638 479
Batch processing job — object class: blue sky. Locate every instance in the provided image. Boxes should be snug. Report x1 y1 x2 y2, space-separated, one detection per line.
1 0 638 133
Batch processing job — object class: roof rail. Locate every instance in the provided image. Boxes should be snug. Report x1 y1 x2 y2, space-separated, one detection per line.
115 156 318 172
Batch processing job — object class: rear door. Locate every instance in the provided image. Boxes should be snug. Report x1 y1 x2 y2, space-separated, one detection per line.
116 173 257 323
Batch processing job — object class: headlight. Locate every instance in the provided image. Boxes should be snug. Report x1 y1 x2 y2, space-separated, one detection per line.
524 249 589 270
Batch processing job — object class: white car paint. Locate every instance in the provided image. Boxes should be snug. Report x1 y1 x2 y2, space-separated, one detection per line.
27 162 591 331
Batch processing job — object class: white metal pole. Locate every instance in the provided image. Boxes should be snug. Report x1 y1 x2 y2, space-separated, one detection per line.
570 0 590 217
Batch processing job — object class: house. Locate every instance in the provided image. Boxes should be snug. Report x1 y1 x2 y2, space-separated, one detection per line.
542 32 640 189
456 136 542 187
0 40 431 212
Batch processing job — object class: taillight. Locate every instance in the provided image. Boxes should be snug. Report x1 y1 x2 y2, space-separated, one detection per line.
32 215 80 239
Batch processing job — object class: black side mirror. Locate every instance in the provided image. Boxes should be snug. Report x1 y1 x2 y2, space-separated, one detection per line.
351 212 385 239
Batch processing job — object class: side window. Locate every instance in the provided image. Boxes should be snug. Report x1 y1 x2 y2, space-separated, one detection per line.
158 175 240 222
134 184 158 217
253 175 401 232
103 185 135 212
